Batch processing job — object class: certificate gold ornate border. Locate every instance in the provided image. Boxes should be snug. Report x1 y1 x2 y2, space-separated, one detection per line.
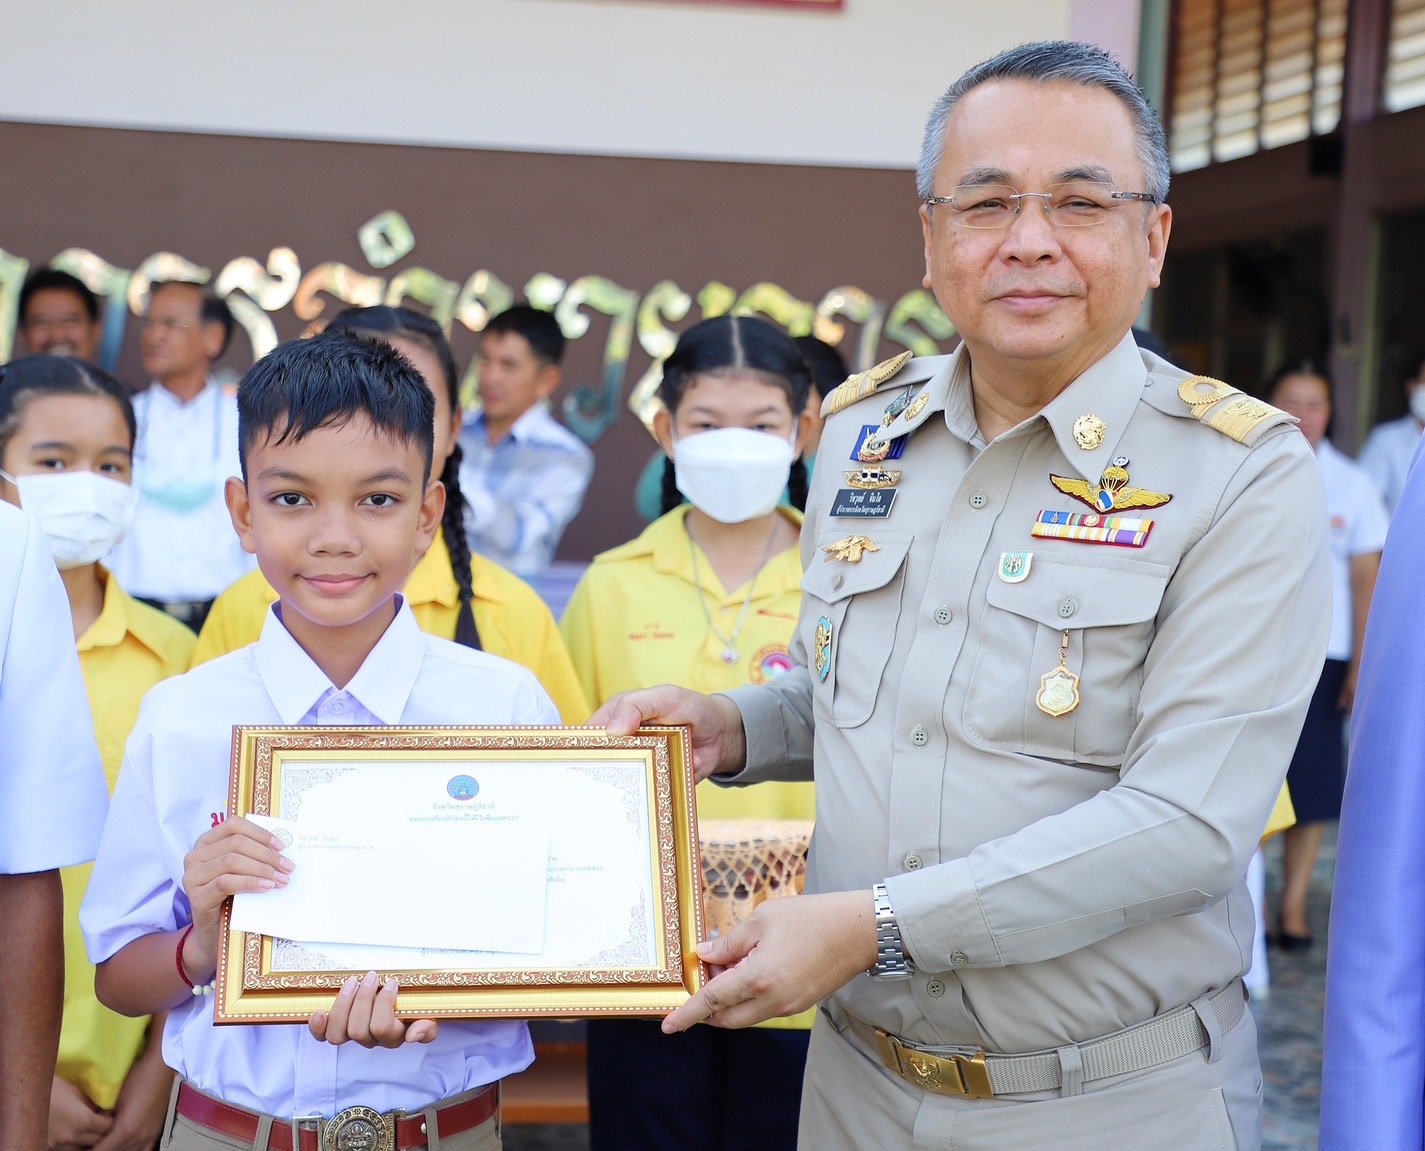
215 725 705 1024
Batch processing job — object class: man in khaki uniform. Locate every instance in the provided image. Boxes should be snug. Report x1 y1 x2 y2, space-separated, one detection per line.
598 40 1329 1150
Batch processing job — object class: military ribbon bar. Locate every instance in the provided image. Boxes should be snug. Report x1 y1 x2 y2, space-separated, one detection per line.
1031 509 1154 548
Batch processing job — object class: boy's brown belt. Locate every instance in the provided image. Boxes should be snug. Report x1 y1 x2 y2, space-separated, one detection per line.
175 1080 499 1150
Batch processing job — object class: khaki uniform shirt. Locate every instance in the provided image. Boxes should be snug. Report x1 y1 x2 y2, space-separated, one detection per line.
727 334 1330 1054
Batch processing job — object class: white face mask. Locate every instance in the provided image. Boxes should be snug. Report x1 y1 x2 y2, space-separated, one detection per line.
2 470 137 569
672 426 795 524
1409 387 1425 425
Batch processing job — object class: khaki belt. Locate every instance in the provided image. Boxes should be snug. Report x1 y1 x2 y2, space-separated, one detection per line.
849 979 1246 1100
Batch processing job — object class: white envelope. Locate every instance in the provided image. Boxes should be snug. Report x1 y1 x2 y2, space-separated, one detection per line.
231 813 549 954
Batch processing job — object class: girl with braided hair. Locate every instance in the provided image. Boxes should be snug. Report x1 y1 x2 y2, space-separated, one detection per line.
192 306 587 723
561 314 816 1151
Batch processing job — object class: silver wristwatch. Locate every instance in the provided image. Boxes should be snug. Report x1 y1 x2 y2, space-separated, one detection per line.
870 882 913 979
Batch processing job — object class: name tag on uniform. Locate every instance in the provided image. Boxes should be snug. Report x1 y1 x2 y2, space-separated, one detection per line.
831 488 897 518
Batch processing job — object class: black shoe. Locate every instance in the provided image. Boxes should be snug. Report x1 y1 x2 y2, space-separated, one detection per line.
1268 929 1314 953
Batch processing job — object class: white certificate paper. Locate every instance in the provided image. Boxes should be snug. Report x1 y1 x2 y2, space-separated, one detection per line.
230 757 658 972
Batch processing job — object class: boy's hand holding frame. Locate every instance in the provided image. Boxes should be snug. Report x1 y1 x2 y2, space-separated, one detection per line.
184 818 442 1046
181 816 294 985
308 971 439 1048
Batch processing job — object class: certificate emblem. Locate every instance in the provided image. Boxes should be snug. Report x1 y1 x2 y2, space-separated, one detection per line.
446 774 480 801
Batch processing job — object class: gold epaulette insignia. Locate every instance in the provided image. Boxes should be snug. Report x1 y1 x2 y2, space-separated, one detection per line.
1178 376 1290 445
821 351 913 417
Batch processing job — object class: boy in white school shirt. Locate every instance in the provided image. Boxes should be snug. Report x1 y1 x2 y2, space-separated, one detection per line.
80 332 559 1150
0 502 109 1151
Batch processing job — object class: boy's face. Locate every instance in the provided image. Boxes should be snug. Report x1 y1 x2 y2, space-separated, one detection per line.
225 413 442 655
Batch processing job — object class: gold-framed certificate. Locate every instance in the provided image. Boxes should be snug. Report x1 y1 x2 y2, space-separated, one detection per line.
215 725 705 1024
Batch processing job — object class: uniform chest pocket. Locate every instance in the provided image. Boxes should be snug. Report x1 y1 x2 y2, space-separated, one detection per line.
800 532 914 728
965 554 1171 765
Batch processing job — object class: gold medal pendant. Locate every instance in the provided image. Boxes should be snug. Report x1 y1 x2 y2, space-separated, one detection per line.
1036 629 1080 717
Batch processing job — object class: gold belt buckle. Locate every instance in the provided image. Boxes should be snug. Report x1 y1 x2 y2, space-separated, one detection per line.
874 1027 995 1099
321 1105 395 1151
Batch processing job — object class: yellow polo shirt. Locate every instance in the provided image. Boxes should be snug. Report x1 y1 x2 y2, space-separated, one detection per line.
191 530 589 724
561 507 814 1030
61 569 195 1107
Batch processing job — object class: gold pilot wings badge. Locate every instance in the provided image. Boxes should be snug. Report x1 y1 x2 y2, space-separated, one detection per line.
1047 456 1172 514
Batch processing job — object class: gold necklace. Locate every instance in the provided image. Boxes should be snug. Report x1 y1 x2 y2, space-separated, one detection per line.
686 518 782 665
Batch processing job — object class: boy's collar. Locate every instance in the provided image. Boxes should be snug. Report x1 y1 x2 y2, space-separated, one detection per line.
255 597 424 724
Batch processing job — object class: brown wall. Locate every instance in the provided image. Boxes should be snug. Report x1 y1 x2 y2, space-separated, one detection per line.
0 121 943 561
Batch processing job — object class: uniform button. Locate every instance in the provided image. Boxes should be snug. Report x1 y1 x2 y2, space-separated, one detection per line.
950 951 969 967
1057 597 1077 619
903 852 923 871
831 573 844 590
911 726 928 746
925 979 946 997
969 490 988 510
934 606 952 626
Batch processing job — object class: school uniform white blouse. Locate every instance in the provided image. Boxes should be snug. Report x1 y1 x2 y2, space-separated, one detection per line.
81 600 558 1117
0 502 108 872
1315 439 1389 661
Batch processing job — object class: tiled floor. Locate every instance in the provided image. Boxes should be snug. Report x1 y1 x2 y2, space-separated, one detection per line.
506 836 1334 1151
1256 828 1334 1151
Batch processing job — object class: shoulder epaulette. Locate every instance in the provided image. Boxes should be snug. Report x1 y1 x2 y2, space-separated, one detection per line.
821 351 913 418
1177 376 1294 447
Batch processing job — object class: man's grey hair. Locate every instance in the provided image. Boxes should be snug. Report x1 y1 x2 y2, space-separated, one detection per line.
915 41 1171 205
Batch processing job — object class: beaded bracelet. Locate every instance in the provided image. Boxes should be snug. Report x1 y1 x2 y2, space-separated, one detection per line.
175 924 215 997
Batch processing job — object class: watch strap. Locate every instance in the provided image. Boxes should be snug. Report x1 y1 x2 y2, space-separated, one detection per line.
871 881 912 979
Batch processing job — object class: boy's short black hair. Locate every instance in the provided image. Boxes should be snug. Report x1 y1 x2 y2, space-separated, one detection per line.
484 303 566 366
236 330 435 483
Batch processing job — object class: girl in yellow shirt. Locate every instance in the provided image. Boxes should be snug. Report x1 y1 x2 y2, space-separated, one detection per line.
561 315 816 1151
0 355 194 1151
192 306 588 723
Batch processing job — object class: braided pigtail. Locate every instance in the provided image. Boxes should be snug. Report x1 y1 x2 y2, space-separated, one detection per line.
442 441 482 650
659 456 684 517
787 457 809 512
323 303 483 649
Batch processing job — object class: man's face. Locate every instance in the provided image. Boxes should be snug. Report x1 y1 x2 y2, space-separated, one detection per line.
919 79 1171 386
19 288 101 360
476 330 559 429
141 284 223 383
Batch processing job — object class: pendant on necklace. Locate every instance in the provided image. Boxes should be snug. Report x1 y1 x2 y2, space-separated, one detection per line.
721 646 738 665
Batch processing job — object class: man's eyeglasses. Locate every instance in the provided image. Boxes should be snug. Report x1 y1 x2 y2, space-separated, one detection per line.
924 181 1158 230
139 316 195 333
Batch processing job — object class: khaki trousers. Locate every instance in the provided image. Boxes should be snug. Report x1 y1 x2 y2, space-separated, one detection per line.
798 1005 1262 1151
159 1080 502 1151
